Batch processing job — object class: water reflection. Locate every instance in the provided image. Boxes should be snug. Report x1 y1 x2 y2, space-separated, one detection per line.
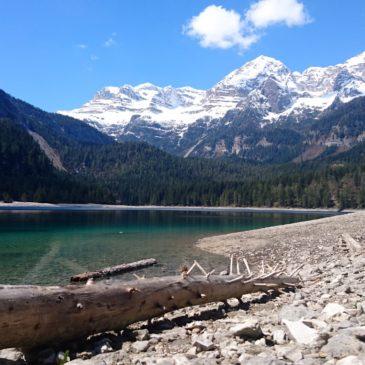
0 210 326 285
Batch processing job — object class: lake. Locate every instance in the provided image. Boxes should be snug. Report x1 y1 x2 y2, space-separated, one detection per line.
0 209 328 285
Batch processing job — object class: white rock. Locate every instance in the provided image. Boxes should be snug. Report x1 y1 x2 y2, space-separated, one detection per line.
0 348 24 362
134 328 150 341
238 353 253 364
186 347 197 357
185 321 206 330
131 340 150 353
283 319 319 345
275 345 295 359
230 319 263 339
322 303 346 318
320 293 331 300
272 329 286 344
174 355 196 365
192 336 215 351
357 302 365 315
284 348 303 362
303 318 328 329
336 355 365 365
155 358 175 365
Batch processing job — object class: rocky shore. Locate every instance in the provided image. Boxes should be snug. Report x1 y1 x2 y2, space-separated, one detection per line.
1 212 364 365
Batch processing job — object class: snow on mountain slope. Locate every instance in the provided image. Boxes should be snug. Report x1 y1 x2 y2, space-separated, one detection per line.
61 83 208 130
59 51 365 135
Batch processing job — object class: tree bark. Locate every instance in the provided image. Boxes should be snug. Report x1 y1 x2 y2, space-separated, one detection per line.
70 258 157 282
0 274 299 350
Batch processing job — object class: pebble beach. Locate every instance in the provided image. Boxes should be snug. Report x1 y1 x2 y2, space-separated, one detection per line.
1 211 364 364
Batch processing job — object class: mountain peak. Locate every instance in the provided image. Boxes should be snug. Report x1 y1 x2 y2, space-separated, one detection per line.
345 51 365 66
135 82 160 90
248 54 284 65
242 55 288 74
216 55 289 89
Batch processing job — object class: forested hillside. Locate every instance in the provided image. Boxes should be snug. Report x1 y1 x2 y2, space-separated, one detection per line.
0 89 364 208
69 142 365 208
0 118 113 203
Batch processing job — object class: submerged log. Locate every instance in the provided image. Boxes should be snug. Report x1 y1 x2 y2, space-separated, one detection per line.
0 273 299 350
70 258 157 282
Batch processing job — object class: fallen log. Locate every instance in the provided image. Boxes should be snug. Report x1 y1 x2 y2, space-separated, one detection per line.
70 258 157 282
0 268 299 350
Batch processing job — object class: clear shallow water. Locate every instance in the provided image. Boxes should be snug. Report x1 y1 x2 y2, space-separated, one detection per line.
0 210 326 285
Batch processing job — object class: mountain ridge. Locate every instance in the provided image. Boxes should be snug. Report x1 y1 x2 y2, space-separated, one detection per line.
59 52 365 141
0 88 364 208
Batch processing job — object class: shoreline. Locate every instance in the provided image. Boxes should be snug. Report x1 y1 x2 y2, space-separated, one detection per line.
197 211 365 263
0 201 353 215
1 209 364 364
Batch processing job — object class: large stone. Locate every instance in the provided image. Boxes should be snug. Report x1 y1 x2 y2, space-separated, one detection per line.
336 355 365 365
303 318 328 330
0 349 25 364
244 357 287 365
155 358 175 365
134 328 150 341
272 329 286 344
238 353 253 364
185 321 206 331
173 355 197 365
279 304 314 322
230 319 263 339
192 335 215 351
162 326 187 341
283 320 319 345
340 326 365 338
275 345 295 359
321 334 365 358
131 340 150 353
284 348 303 362
322 303 345 319
66 351 125 365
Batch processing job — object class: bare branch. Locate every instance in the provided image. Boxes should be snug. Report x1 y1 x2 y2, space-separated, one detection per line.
242 257 252 277
289 264 304 278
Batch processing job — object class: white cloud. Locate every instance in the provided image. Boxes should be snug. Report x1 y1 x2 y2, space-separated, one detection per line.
246 0 312 28
90 54 99 61
76 44 87 49
184 0 311 52
184 5 258 50
104 37 116 47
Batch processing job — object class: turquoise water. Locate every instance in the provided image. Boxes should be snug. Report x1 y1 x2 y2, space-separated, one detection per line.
0 209 326 285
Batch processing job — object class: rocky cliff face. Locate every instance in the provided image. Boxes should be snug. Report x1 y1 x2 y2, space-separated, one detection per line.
59 52 365 161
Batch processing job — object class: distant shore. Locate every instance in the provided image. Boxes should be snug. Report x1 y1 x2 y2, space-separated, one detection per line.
0 201 352 215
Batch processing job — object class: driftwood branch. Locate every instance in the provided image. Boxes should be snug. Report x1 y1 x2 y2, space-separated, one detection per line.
70 258 157 282
341 233 362 253
0 270 300 350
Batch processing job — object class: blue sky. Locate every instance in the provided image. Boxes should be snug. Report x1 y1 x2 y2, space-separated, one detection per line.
0 0 364 112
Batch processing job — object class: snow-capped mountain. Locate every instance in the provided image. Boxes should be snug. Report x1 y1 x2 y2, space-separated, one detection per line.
59 51 365 158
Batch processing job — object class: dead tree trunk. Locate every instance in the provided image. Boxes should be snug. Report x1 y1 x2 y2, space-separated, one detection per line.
70 258 157 282
0 273 299 350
